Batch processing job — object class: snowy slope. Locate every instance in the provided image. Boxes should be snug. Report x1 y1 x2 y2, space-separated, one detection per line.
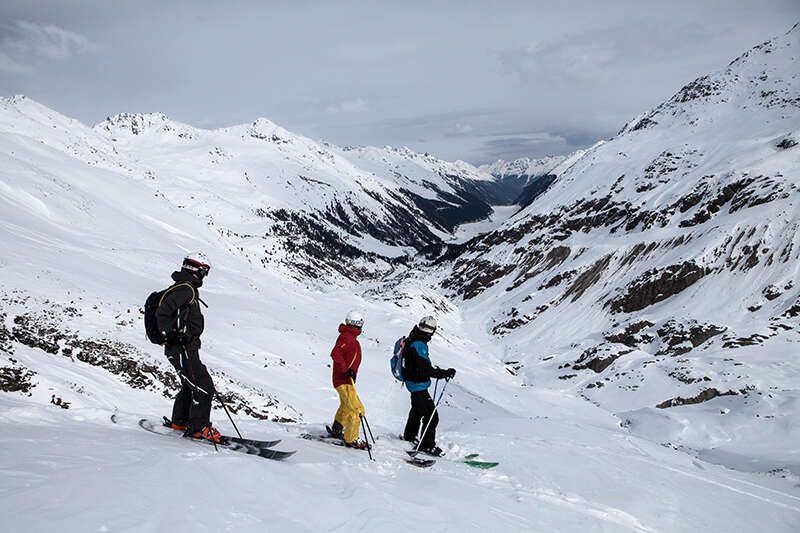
1 27 800 533
1 95 503 283
442 25 800 477
7 125 796 531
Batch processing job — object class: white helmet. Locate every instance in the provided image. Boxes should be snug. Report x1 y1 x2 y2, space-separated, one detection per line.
345 310 364 328
418 316 437 334
182 252 211 276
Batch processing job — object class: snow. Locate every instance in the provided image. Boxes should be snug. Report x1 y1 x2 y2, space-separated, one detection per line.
1 26 800 533
448 205 519 243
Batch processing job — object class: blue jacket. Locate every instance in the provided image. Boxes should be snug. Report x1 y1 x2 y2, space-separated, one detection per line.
404 340 432 392
403 339 449 392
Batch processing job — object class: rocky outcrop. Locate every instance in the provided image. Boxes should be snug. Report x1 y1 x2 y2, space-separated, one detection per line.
607 262 707 313
656 388 740 409
655 320 727 356
573 345 634 374
1 294 301 422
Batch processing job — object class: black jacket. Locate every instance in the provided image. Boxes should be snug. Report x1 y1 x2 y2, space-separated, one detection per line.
402 326 449 383
155 270 204 346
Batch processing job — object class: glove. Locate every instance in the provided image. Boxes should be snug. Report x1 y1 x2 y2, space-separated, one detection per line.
344 368 356 381
445 368 456 380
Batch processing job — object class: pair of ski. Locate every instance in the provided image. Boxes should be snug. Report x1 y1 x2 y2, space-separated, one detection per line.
402 434 498 469
301 429 497 469
406 449 498 469
138 417 295 461
300 432 436 467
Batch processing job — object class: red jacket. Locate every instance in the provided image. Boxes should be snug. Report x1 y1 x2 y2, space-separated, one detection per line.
330 323 362 388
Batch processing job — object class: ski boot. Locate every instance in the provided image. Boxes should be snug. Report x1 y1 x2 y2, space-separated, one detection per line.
418 445 445 457
162 416 187 431
326 421 344 439
344 439 369 450
186 424 225 444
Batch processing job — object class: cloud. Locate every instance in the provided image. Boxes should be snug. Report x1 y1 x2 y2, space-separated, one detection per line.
325 98 369 114
496 22 716 84
0 20 94 71
0 50 26 72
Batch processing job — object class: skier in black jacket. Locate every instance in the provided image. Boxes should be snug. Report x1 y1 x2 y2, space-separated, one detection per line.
402 316 455 456
156 252 221 443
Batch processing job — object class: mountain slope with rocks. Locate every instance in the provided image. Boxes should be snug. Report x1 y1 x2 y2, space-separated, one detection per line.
441 24 800 472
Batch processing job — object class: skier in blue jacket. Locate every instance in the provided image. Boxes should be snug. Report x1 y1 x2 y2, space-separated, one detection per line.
401 316 455 456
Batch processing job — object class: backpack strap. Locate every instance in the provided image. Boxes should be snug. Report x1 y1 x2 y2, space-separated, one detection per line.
158 282 197 307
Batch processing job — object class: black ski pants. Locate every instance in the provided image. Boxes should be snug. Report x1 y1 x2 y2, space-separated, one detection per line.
166 342 215 433
403 389 438 448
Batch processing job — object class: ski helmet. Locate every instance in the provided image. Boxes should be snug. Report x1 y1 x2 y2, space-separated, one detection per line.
418 316 437 334
182 252 211 277
345 310 364 328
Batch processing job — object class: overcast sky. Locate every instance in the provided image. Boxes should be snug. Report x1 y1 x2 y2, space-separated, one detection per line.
0 1 797 164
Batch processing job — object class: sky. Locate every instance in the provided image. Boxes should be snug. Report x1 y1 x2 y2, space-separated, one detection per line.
0 1 797 164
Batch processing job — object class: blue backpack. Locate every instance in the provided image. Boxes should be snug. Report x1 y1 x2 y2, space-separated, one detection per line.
390 336 406 382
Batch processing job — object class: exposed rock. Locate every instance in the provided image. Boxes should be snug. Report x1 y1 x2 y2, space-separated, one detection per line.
668 370 712 385
510 246 571 291
628 117 658 132
656 388 739 409
655 320 727 356
722 333 770 348
604 320 655 348
776 137 797 149
0 363 35 394
573 345 633 373
443 261 515 300
783 299 800 318
562 253 614 303
539 269 577 290
762 284 782 301
607 261 707 313
679 177 754 227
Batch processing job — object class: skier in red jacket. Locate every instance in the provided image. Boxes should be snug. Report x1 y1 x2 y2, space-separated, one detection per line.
326 310 367 448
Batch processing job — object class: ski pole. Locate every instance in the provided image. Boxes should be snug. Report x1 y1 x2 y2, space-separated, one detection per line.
362 414 376 444
411 378 450 456
349 376 375 445
360 415 375 461
178 347 244 440
215 392 244 439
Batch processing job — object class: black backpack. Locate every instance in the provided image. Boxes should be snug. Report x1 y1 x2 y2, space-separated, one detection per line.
143 283 196 345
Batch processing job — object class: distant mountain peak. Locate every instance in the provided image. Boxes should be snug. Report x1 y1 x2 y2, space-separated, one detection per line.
248 117 295 143
620 24 799 135
480 155 567 179
94 112 198 139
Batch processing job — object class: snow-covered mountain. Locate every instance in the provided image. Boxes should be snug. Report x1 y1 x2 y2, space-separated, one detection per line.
479 155 566 205
480 155 566 181
1 96 504 283
442 24 800 469
1 26 799 533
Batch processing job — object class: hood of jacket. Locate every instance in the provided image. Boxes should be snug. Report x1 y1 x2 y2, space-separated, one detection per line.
171 269 204 288
338 323 362 337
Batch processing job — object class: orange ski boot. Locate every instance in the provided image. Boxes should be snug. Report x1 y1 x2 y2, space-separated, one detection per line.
187 424 225 444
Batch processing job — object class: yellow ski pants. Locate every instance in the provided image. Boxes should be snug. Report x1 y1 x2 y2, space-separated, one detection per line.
334 383 365 443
